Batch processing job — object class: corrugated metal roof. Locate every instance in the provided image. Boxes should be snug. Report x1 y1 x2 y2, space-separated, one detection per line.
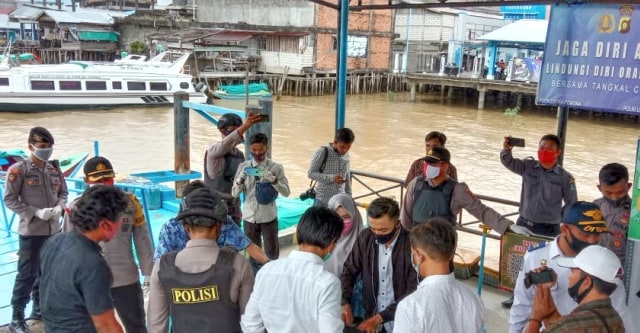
9 4 114 25
0 14 20 29
477 19 548 44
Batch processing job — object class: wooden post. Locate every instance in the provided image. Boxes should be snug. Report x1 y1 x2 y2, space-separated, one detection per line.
516 93 523 109
173 91 190 198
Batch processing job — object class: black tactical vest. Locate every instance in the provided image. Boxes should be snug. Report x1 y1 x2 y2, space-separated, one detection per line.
158 249 240 333
204 149 245 194
411 176 457 225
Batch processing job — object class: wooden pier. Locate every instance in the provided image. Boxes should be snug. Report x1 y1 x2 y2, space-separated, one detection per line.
405 74 538 109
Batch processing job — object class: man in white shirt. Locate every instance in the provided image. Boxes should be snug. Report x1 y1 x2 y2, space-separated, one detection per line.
241 206 344 333
394 217 485 332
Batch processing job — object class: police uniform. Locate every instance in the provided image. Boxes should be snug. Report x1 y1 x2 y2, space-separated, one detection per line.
508 203 634 333
204 130 245 224
594 196 631 267
3 127 67 329
65 156 154 333
147 188 254 333
500 149 577 236
401 177 513 235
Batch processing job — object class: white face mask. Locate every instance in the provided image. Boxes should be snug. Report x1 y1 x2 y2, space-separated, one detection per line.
425 164 441 180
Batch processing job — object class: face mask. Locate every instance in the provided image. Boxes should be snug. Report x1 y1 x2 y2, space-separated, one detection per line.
375 227 398 245
537 150 557 165
33 147 53 161
253 152 266 163
424 164 441 180
566 230 595 254
323 252 332 262
568 275 592 303
342 218 353 235
411 252 422 278
604 196 629 208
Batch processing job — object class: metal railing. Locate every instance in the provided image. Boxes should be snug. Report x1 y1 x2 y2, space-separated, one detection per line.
350 169 521 240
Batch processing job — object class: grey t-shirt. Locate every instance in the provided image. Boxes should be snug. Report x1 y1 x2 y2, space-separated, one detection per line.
40 231 114 333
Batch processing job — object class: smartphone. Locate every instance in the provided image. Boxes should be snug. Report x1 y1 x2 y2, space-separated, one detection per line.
508 136 526 147
524 269 556 289
257 114 270 123
244 167 264 177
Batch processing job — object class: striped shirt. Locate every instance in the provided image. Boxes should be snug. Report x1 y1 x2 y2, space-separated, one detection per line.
307 144 351 206
544 298 624 333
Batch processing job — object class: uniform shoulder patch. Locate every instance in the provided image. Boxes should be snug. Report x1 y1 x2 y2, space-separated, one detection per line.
527 242 547 252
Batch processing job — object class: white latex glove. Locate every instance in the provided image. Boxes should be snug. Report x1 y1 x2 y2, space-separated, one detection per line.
50 205 63 222
35 208 54 220
510 224 533 236
262 170 276 183
236 172 248 185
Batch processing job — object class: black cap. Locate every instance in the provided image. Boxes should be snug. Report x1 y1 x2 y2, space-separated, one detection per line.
562 201 608 234
176 187 227 227
84 156 116 182
424 147 450 164
217 113 243 130
28 127 54 145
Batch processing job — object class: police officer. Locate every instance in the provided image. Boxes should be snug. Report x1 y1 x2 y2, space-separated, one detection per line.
500 134 577 236
204 112 262 225
147 187 254 333
3 127 68 333
509 202 634 333
500 134 577 308
401 147 530 236
63 156 154 333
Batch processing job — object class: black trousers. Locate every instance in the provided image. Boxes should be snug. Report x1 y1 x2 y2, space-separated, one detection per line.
516 216 561 237
111 282 147 333
243 219 279 260
11 235 49 310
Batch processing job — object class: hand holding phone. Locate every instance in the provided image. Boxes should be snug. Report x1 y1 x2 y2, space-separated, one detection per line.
507 136 526 148
524 268 556 289
257 114 269 123
244 167 264 177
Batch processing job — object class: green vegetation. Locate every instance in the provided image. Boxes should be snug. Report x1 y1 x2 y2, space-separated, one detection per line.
129 41 146 54
504 106 520 116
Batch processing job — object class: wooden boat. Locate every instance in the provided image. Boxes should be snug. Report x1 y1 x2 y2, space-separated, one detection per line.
0 150 88 177
0 51 208 112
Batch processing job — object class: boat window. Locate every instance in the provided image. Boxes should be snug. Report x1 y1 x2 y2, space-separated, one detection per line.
150 82 168 91
179 82 190 89
0 77 8 86
86 81 107 90
113 81 122 90
31 80 55 90
60 81 82 90
127 82 146 91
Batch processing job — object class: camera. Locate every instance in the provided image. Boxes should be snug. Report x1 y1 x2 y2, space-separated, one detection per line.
299 188 316 201
524 268 556 289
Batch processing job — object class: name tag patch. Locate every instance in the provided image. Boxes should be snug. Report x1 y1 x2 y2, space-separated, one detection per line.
171 286 219 304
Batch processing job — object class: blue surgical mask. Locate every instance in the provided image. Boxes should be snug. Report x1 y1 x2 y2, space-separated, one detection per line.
425 164 441 180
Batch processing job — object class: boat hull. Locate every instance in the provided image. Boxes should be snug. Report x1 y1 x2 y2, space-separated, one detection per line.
0 92 208 112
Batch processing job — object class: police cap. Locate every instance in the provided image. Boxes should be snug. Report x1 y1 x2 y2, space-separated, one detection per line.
28 126 54 145
84 156 116 182
562 201 608 234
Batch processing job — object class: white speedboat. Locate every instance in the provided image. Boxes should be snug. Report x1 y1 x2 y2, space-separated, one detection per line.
0 51 208 112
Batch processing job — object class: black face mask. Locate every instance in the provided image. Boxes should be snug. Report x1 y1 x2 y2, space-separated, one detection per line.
568 275 592 303
603 196 630 208
565 230 595 254
375 227 398 245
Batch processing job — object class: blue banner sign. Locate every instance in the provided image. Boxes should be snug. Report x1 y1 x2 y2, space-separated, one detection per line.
500 5 546 20
537 4 640 115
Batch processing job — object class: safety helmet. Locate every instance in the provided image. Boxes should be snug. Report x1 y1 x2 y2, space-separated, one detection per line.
176 187 227 227
217 113 243 130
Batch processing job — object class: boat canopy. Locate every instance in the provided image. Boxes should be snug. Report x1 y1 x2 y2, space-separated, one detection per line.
78 31 118 42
